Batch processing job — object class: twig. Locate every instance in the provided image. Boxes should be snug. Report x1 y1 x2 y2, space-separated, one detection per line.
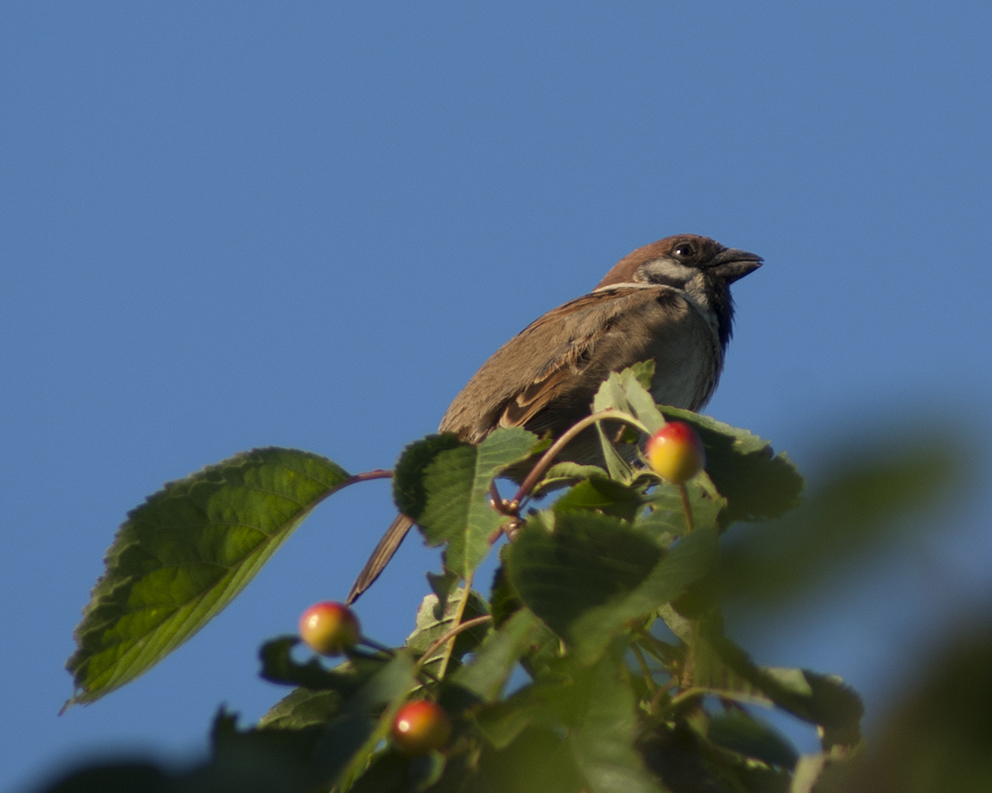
417 615 493 672
512 410 650 505
436 571 475 679
340 469 394 486
631 642 658 693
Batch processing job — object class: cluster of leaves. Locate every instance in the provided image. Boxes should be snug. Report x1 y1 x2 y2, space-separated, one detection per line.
56 365 961 793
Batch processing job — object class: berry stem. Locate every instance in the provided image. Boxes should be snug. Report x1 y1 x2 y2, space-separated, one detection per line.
678 482 694 533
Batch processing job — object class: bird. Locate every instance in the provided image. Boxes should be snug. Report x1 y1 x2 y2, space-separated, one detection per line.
346 233 762 603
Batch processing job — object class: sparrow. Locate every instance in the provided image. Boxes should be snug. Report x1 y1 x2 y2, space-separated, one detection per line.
346 234 762 603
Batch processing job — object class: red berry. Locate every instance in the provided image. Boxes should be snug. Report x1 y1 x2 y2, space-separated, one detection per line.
298 601 360 656
645 422 705 484
391 700 452 756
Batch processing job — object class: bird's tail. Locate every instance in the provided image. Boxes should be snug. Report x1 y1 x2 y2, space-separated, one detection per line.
346 513 415 604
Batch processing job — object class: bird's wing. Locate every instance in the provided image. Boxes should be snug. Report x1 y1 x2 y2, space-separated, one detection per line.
439 285 706 440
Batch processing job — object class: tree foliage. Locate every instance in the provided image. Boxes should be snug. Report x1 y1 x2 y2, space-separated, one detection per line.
44 366 972 793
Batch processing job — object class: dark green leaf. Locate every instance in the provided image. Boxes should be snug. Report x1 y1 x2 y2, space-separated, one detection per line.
449 609 539 702
417 428 541 578
257 687 341 730
429 729 583 793
553 477 645 521
508 512 662 644
508 512 718 663
570 528 719 663
689 633 863 748
659 407 804 527
567 654 665 793
65 448 352 707
489 561 523 628
844 627 992 793
393 434 466 519
706 709 798 770
30 762 170 793
258 636 390 695
210 707 326 788
315 652 418 788
349 750 444 793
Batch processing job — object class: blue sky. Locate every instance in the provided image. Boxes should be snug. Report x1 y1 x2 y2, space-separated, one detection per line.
3 3 991 789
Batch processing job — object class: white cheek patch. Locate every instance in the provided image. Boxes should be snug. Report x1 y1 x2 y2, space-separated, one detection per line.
638 259 697 286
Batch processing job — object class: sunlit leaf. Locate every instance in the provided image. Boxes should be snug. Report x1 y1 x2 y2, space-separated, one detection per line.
65 448 351 707
406 589 490 677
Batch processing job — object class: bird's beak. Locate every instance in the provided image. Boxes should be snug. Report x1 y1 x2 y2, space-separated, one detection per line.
709 248 763 284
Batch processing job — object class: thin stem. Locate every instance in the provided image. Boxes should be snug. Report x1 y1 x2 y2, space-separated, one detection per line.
512 410 650 505
631 642 658 693
436 572 475 679
649 679 677 712
340 469 394 486
359 636 397 656
417 615 493 672
678 482 694 533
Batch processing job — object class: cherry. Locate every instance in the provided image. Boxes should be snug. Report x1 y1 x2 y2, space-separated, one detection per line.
298 601 360 656
391 699 452 756
645 421 705 484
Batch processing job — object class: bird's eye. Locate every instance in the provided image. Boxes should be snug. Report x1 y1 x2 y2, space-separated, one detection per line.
673 242 697 259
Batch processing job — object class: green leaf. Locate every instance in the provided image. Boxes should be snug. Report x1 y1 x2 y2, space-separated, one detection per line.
437 728 584 793
507 512 718 663
591 374 638 481
65 447 352 707
416 428 541 579
257 687 342 731
635 480 724 540
210 707 327 788
553 477 645 521
349 750 445 793
393 434 465 519
658 408 804 527
426 569 460 616
688 632 863 748
508 512 662 641
259 636 390 696
617 362 666 435
570 528 719 663
532 462 609 498
567 654 666 793
449 608 539 703
314 652 418 788
405 588 490 678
